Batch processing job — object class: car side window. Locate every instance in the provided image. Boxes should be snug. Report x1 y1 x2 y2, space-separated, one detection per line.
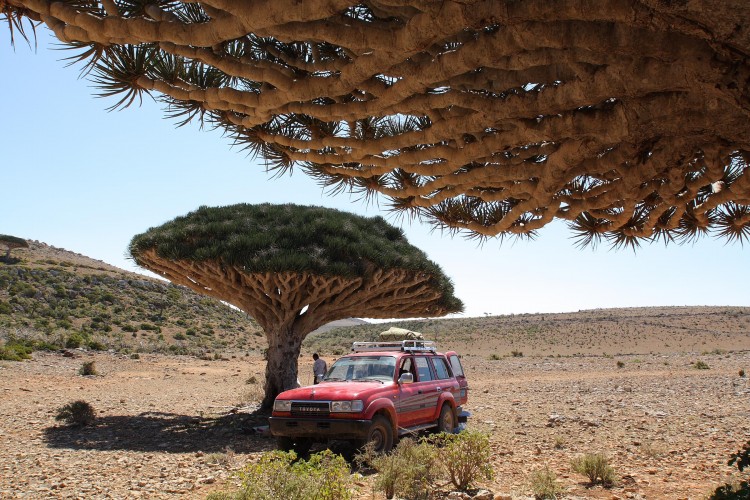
414 356 433 382
431 357 451 380
399 357 414 379
449 354 464 377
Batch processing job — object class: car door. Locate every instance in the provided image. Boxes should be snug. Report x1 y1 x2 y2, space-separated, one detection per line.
412 355 440 423
446 351 468 405
430 355 460 407
395 356 422 427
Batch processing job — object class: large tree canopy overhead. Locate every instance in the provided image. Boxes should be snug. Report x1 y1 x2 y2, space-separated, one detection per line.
6 0 750 247
129 203 462 406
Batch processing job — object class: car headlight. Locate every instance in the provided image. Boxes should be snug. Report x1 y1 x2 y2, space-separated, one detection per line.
331 400 364 413
273 399 292 412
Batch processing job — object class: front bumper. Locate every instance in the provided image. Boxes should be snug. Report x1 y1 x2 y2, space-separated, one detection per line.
268 416 371 440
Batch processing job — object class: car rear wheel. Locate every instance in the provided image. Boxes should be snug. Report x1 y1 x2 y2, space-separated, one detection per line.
366 415 394 453
436 404 455 434
276 436 313 455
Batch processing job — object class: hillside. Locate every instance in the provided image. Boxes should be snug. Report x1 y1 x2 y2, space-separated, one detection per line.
2 239 749 360
0 241 265 356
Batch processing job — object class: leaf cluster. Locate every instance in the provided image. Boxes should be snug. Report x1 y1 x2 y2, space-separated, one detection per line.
0 234 29 250
129 203 463 312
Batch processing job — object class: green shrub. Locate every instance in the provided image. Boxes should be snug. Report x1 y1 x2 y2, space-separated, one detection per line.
0 342 32 361
571 453 616 486
87 340 107 351
122 324 138 333
530 466 564 499
79 361 98 376
219 449 352 500
65 332 86 349
130 353 140 360
55 400 96 426
56 319 73 330
362 438 441 500
173 332 186 341
693 360 710 370
205 450 236 467
0 301 12 314
489 353 501 360
433 430 493 491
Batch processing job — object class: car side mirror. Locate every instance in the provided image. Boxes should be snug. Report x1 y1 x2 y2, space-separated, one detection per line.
398 372 414 384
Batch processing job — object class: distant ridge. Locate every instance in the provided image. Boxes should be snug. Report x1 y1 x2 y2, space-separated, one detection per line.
305 306 750 357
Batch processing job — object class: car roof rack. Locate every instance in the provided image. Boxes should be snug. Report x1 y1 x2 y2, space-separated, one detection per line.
351 340 437 353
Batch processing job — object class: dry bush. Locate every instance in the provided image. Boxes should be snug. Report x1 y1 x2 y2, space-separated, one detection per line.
78 361 97 376
530 466 564 499
55 400 96 427
433 431 494 491
207 449 351 500
362 438 441 500
571 453 616 487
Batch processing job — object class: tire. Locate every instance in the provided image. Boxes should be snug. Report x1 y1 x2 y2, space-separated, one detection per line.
366 415 394 454
436 404 456 434
276 436 313 455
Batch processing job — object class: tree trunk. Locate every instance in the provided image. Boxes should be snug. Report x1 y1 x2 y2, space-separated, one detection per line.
261 326 305 409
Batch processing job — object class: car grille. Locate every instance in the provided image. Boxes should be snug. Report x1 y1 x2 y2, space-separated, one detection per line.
290 401 330 417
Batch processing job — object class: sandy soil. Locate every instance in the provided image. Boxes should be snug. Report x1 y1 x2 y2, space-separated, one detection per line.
1 349 748 499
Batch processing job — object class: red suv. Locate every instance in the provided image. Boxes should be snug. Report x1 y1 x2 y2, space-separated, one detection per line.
269 340 468 454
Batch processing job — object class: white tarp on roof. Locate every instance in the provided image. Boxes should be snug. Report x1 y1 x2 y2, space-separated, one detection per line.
378 326 424 341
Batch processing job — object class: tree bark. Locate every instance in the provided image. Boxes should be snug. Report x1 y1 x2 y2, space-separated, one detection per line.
261 325 305 409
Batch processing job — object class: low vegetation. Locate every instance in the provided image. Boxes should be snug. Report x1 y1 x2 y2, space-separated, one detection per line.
78 361 97 376
530 466 564 499
360 438 441 500
207 449 352 500
432 431 494 491
571 453 617 487
55 400 96 427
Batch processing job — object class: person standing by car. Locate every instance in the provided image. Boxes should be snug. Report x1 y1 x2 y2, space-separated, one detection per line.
312 353 327 384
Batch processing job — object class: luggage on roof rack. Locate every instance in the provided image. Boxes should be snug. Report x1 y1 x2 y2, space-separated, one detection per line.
351 340 436 353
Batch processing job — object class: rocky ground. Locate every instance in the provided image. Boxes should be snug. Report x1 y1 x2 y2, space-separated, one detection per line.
1 349 748 499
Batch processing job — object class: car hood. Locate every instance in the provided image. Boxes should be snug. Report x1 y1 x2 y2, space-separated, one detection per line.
277 381 393 401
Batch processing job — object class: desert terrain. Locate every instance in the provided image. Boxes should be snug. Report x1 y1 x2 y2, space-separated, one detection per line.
1 345 748 499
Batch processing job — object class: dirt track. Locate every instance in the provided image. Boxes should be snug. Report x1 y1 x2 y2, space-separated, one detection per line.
1 350 748 499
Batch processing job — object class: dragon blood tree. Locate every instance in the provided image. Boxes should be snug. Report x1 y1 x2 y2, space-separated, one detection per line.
0 235 29 262
129 203 462 408
4 1 750 247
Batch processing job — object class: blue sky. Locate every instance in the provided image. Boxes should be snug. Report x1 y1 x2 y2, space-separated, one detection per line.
2 32 748 318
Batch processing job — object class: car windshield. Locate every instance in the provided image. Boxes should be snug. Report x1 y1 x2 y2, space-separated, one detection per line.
324 355 396 382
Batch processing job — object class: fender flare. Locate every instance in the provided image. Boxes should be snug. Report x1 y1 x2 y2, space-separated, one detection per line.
364 398 398 438
432 393 457 421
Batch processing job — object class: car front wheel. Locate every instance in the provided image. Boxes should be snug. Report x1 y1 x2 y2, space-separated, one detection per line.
365 415 394 453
